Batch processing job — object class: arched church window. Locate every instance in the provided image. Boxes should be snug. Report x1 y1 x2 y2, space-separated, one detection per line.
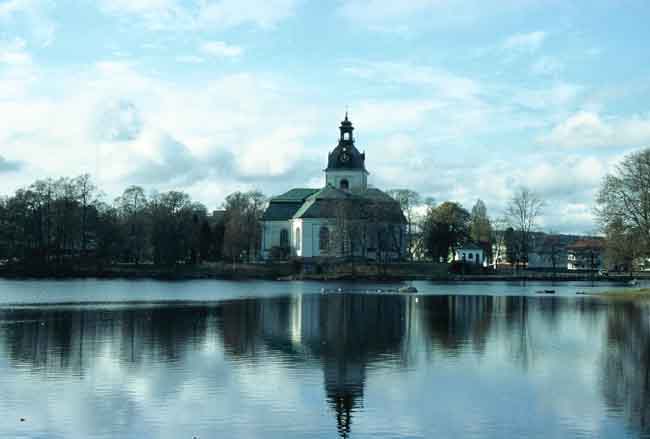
340 179 349 190
295 227 301 251
319 227 330 251
280 229 289 248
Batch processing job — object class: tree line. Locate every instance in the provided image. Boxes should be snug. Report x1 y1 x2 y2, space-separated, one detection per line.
389 188 544 268
0 175 267 270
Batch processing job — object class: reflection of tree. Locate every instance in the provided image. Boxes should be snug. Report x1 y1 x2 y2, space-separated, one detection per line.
0 306 217 373
601 303 650 436
420 295 495 355
503 296 535 369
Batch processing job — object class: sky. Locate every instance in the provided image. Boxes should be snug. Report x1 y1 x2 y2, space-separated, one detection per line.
1 0 650 233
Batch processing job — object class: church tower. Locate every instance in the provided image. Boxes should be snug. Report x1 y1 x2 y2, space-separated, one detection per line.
325 113 369 191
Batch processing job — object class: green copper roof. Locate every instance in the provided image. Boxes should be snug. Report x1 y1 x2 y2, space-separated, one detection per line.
270 188 319 203
292 185 351 219
262 188 319 221
262 185 407 223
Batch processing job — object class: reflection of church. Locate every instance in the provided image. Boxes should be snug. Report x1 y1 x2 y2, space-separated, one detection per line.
218 293 416 437
260 114 407 261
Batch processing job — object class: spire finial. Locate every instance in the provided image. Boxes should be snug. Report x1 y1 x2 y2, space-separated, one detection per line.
345 105 349 121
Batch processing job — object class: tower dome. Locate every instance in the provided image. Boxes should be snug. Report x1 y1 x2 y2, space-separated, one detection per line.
324 113 369 191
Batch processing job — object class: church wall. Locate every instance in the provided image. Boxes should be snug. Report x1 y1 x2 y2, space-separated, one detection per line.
307 219 336 258
261 220 292 258
287 219 339 259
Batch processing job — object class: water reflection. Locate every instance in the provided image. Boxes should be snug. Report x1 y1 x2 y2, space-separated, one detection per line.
601 302 650 436
0 294 648 438
218 295 411 437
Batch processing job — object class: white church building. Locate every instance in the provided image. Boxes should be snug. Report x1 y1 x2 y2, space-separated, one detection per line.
261 114 407 261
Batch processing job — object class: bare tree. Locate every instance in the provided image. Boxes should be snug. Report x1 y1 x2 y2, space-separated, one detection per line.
116 186 148 264
490 216 509 269
602 217 642 273
505 187 544 269
387 189 421 260
596 148 650 259
470 199 493 263
222 191 267 262
74 174 98 259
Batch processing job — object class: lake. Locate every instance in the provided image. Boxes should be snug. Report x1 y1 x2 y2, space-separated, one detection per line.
0 279 648 438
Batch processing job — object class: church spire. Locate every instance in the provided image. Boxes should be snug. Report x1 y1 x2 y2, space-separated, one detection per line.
339 112 353 141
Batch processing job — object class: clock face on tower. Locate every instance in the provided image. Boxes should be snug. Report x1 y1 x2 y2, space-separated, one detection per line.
340 152 350 163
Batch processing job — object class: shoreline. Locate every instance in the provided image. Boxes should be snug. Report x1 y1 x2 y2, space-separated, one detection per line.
0 264 641 283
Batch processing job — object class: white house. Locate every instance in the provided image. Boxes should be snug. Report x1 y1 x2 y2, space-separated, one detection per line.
454 243 487 266
567 239 604 271
260 114 407 261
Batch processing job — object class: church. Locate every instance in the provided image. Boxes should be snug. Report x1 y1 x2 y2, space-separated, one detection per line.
261 114 407 261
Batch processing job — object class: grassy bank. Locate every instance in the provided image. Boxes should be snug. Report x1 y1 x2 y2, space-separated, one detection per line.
592 288 650 301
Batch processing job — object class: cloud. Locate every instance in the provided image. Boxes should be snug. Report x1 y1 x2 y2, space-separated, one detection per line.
0 155 22 172
0 0 55 46
511 82 582 111
98 0 299 30
543 112 650 148
337 1 552 32
339 0 444 23
176 55 204 64
0 38 38 99
531 56 562 76
197 0 298 29
0 58 325 204
93 99 143 142
342 61 557 140
366 133 607 233
343 61 481 101
0 38 32 66
102 130 199 184
0 0 37 17
502 31 546 52
337 0 485 32
200 41 243 58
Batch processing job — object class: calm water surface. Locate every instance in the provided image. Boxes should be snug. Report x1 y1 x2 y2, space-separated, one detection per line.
0 280 648 438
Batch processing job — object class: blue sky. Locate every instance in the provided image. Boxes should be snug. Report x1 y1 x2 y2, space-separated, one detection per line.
1 0 650 233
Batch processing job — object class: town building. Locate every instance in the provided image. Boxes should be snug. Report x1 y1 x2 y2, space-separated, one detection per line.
260 114 407 261
567 239 605 271
491 231 604 271
527 232 584 271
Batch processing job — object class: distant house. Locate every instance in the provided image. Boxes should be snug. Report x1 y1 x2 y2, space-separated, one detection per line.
454 242 487 266
527 233 586 271
567 239 605 271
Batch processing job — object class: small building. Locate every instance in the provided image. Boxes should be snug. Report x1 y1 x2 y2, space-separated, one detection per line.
260 114 407 261
454 243 487 266
567 239 604 271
